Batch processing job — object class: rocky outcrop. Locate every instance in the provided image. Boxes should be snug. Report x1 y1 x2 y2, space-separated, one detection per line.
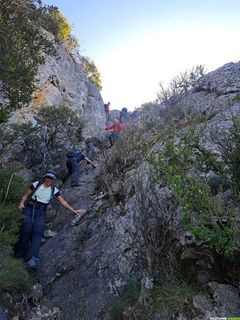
10 35 106 136
22 62 240 319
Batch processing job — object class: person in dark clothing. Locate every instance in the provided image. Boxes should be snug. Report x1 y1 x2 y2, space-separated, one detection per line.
62 149 96 187
85 137 95 160
119 107 128 123
104 102 111 121
15 170 85 270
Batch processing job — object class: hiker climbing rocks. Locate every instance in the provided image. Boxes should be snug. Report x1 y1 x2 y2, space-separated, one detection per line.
104 118 123 147
15 170 85 270
84 137 96 174
104 101 111 121
119 107 128 123
62 149 96 187
85 137 95 161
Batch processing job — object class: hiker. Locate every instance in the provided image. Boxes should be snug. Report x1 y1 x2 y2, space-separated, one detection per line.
131 109 140 122
104 101 110 121
62 149 96 187
104 118 123 147
119 107 128 123
15 170 85 270
85 137 95 161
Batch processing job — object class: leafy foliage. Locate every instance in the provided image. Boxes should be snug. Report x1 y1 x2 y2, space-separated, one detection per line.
12 104 85 175
96 123 150 194
149 278 196 316
147 129 239 256
0 0 56 120
214 116 240 197
41 5 72 42
157 65 206 105
110 278 141 318
0 250 31 293
81 56 102 90
65 34 80 54
0 168 25 247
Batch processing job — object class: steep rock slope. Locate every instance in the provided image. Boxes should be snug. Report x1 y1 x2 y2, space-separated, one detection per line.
27 63 240 320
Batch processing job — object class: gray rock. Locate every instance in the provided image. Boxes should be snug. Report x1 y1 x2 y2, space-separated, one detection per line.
208 282 240 317
0 306 7 320
193 294 214 312
9 40 106 137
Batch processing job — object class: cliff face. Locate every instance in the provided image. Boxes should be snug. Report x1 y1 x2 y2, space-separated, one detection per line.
10 37 106 136
24 62 240 320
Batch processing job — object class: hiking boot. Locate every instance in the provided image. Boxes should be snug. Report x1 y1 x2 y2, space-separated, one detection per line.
27 257 38 270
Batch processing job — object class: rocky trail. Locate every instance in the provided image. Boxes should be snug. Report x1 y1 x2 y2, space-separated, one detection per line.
27 160 105 320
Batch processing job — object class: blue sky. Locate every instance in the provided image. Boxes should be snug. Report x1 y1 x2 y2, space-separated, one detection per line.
46 0 240 110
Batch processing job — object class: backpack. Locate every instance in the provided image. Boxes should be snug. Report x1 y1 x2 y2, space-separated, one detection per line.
30 181 55 203
66 149 85 162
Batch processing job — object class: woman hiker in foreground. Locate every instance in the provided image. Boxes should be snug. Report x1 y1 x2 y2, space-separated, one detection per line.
15 170 85 270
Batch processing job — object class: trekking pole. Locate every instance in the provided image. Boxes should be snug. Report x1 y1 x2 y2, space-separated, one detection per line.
3 172 14 204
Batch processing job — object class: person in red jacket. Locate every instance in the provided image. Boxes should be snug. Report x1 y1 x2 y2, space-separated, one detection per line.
104 118 123 146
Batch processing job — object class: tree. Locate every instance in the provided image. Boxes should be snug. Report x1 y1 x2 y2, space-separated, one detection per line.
41 6 72 43
81 56 102 91
0 0 56 121
12 104 85 175
157 65 206 104
65 34 80 54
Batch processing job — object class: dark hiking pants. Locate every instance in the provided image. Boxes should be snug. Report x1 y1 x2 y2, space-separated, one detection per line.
15 202 47 260
86 141 95 160
62 158 80 186
109 132 119 146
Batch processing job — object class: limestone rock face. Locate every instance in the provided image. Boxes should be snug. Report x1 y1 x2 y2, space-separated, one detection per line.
23 62 240 319
194 62 240 94
10 41 106 136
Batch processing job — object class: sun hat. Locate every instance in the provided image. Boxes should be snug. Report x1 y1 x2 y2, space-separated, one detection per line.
43 170 57 180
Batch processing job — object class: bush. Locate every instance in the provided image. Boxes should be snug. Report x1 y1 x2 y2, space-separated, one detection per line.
149 278 196 316
0 251 31 293
65 34 80 54
147 129 239 256
110 278 141 318
0 168 25 247
0 0 56 120
42 6 72 42
214 116 240 197
157 65 206 105
96 123 151 194
81 56 102 90
0 169 30 301
12 104 85 175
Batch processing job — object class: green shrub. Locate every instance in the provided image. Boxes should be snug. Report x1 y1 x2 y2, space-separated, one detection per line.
149 278 196 316
0 169 25 247
12 104 85 175
0 251 31 293
147 129 239 256
97 124 150 194
157 65 206 104
0 0 56 119
229 92 240 105
81 56 102 90
110 278 141 317
42 6 72 42
222 116 240 196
